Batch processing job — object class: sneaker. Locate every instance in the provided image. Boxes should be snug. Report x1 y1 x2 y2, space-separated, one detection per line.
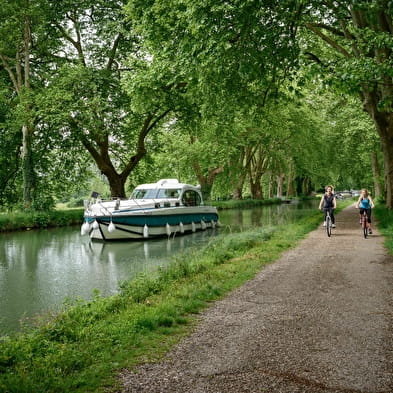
332 224 336 228
369 229 372 234
323 221 326 227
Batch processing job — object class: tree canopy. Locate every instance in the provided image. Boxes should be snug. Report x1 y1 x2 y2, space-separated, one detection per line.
0 0 390 210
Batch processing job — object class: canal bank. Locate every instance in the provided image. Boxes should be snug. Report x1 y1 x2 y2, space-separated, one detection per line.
0 200 331 393
0 200 318 334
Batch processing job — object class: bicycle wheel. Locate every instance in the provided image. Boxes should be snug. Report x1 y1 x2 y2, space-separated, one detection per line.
326 215 332 237
363 215 368 239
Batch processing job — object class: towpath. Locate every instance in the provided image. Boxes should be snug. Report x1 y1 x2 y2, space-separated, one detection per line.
120 205 393 393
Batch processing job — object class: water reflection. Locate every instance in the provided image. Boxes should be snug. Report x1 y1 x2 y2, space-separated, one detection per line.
0 201 316 334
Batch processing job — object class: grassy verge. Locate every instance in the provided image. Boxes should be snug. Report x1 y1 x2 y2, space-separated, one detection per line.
0 200 351 393
374 205 393 254
0 209 84 233
0 198 283 232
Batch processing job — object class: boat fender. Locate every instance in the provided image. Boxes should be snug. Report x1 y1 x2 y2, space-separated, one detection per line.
108 221 116 233
179 222 185 233
81 221 90 235
201 220 207 230
143 224 149 238
191 221 196 232
166 223 171 236
92 220 99 229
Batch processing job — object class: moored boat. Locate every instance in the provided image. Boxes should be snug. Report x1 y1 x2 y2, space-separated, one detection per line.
81 179 220 241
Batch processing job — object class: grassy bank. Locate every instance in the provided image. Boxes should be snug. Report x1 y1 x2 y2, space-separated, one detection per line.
0 200 354 393
0 198 285 233
0 209 84 233
374 205 393 254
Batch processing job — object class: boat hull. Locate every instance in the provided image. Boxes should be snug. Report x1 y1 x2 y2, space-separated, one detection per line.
85 206 219 241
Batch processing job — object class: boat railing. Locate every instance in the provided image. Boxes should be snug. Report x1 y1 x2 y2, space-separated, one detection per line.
84 196 183 217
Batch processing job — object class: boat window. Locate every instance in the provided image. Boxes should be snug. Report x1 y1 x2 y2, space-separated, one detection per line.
157 188 181 198
130 189 147 199
131 189 158 199
182 190 201 206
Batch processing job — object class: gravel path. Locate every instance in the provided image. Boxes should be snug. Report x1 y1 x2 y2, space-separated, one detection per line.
120 205 393 393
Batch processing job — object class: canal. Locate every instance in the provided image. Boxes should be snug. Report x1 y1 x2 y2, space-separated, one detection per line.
0 201 317 334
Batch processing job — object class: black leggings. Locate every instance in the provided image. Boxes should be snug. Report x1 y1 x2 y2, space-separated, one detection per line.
323 207 335 224
359 208 372 223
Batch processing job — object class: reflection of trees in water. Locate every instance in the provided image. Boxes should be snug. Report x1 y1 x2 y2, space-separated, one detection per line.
251 207 263 226
234 209 244 227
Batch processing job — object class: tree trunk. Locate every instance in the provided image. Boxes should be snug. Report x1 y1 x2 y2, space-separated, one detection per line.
105 173 127 199
250 179 263 199
231 187 243 200
21 123 35 208
276 174 284 198
302 177 312 196
380 136 393 207
362 92 393 208
193 162 224 201
267 173 274 199
371 151 382 199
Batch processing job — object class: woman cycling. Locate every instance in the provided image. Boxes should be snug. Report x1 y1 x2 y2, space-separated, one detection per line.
319 185 337 228
355 189 375 234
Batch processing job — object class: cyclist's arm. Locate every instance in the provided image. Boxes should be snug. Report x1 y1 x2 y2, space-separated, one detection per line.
333 196 337 209
318 195 324 210
355 196 361 209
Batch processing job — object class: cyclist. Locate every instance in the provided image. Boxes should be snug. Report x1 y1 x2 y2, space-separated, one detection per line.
319 185 337 228
355 188 375 234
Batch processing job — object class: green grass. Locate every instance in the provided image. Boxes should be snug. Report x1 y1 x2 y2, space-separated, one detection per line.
0 209 84 232
0 198 356 393
374 204 393 254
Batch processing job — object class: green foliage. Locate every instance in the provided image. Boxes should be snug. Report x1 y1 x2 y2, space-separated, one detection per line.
374 205 393 254
0 209 83 232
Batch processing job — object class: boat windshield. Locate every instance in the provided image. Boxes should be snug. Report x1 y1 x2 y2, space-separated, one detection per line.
131 188 181 199
130 189 158 199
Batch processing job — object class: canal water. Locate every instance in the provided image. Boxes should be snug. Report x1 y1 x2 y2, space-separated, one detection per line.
0 201 317 334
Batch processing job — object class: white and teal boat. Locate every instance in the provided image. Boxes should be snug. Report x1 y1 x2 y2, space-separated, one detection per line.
81 179 220 241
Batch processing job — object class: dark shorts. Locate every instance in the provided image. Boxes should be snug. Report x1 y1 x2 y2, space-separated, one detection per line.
359 208 372 223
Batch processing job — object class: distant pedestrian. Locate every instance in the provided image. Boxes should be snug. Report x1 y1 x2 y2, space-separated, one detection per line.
319 185 337 227
355 188 375 234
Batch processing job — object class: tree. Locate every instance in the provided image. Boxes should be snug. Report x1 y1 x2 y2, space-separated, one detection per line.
38 1 181 198
301 1 393 206
0 0 45 208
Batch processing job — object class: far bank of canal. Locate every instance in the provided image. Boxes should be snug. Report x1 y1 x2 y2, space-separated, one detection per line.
0 201 318 334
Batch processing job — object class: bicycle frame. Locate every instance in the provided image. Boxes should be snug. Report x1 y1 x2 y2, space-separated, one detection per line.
361 210 369 239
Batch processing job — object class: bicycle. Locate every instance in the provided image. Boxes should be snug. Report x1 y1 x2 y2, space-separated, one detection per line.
359 209 370 239
322 208 333 237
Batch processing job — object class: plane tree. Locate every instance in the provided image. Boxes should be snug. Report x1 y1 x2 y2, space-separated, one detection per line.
37 0 184 199
300 0 393 206
0 0 57 208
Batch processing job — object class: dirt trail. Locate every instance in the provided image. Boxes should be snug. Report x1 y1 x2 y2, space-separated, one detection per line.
120 205 393 393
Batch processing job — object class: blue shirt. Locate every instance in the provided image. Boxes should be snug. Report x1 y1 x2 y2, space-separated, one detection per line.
359 197 371 209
